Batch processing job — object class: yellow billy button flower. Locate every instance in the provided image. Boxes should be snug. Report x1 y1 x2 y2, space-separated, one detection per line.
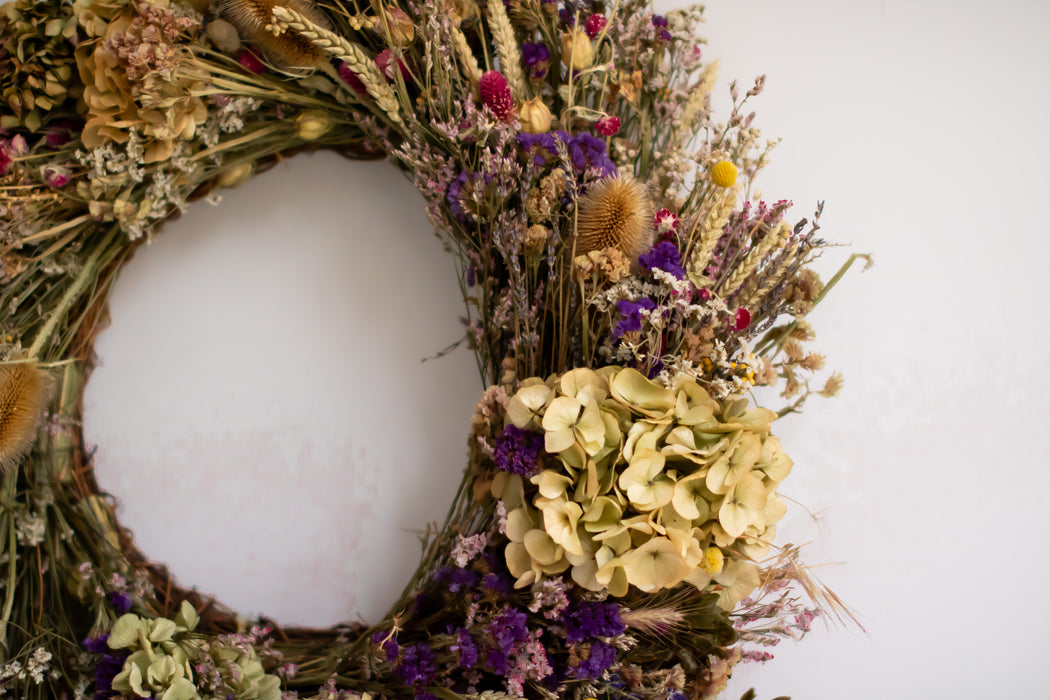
711 160 738 188
700 546 725 575
518 97 553 133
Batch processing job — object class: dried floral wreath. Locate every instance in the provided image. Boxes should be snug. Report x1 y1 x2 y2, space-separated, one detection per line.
0 0 868 698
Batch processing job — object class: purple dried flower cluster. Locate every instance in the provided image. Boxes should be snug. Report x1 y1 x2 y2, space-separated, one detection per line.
521 42 551 79
612 298 656 340
563 599 625 644
492 425 544 476
517 131 616 176
83 635 128 699
639 240 686 280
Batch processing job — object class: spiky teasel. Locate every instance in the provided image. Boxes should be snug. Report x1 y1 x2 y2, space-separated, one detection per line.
573 175 654 261
220 0 331 68
0 362 50 473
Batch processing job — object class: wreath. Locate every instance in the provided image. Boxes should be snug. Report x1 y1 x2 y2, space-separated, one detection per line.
0 0 868 698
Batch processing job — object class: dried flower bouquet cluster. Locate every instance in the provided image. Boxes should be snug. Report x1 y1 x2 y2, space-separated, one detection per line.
0 0 865 698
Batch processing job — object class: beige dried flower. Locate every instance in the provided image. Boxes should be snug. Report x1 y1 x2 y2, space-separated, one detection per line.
818 372 844 398
574 175 653 260
800 352 826 371
206 18 242 53
523 224 550 256
0 363 49 473
574 247 630 284
782 340 805 364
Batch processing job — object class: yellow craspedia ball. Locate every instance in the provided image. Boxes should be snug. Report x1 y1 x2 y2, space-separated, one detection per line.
700 546 725 575
711 160 738 188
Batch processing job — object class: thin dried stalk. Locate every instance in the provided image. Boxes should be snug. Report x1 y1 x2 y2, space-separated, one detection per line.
270 5 403 125
486 0 527 99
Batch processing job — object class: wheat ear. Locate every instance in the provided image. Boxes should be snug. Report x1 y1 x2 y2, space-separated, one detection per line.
270 5 403 125
453 26 483 86
687 184 739 286
721 219 790 298
486 0 527 99
680 59 719 129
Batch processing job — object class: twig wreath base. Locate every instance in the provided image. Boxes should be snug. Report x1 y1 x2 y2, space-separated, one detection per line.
0 0 868 698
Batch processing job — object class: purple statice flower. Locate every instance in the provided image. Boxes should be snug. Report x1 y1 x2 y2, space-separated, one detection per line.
493 425 544 476
651 15 672 41
638 240 686 280
563 600 625 644
83 635 128 697
489 607 529 652
483 572 514 597
521 42 551 79
447 171 471 220
108 591 133 614
571 640 617 679
611 298 656 341
486 647 509 675
451 628 479 668
516 132 617 177
448 567 479 593
397 643 436 686
372 631 400 662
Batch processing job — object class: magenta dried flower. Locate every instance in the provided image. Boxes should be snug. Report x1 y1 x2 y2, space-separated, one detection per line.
338 62 368 95
594 116 620 136
584 14 607 39
237 49 266 74
479 71 515 122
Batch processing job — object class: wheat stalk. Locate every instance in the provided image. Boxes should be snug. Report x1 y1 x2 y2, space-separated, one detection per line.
270 5 403 125
486 0 527 99
680 58 719 129
721 219 790 298
687 184 739 286
742 241 800 309
453 25 483 86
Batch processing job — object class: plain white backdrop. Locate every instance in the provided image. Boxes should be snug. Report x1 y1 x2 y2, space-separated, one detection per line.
83 1 1050 698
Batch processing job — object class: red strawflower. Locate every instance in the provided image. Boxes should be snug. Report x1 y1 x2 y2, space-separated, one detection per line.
479 71 515 122
584 14 607 39
732 308 752 331
338 62 368 95
594 116 620 136
237 50 266 75
0 145 10 177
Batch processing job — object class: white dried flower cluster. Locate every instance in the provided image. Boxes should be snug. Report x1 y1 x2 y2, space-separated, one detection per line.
0 646 52 691
451 533 488 568
15 510 45 547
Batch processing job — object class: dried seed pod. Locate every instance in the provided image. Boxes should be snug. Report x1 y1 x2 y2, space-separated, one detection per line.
574 175 654 261
0 362 50 473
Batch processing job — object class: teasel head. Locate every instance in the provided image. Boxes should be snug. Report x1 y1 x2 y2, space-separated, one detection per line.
0 362 50 474
220 0 332 69
573 174 654 261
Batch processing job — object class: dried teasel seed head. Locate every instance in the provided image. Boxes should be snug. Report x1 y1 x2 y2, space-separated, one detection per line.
220 0 331 68
573 175 654 261
0 362 50 473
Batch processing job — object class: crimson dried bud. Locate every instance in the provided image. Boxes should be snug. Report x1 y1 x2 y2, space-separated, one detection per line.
584 14 607 39
479 71 515 122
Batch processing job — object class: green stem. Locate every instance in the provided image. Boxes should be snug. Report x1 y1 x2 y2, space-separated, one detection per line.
0 472 19 650
27 227 118 360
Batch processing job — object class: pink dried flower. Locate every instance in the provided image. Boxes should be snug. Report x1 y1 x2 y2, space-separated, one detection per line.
8 134 27 158
584 14 607 38
594 116 620 136
732 308 751 331
479 71 515 122
653 208 678 234
43 164 71 189
0 144 11 177
375 49 414 83
237 50 266 74
338 63 368 95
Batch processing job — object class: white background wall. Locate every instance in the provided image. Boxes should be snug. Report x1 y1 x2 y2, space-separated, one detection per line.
83 1 1050 698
